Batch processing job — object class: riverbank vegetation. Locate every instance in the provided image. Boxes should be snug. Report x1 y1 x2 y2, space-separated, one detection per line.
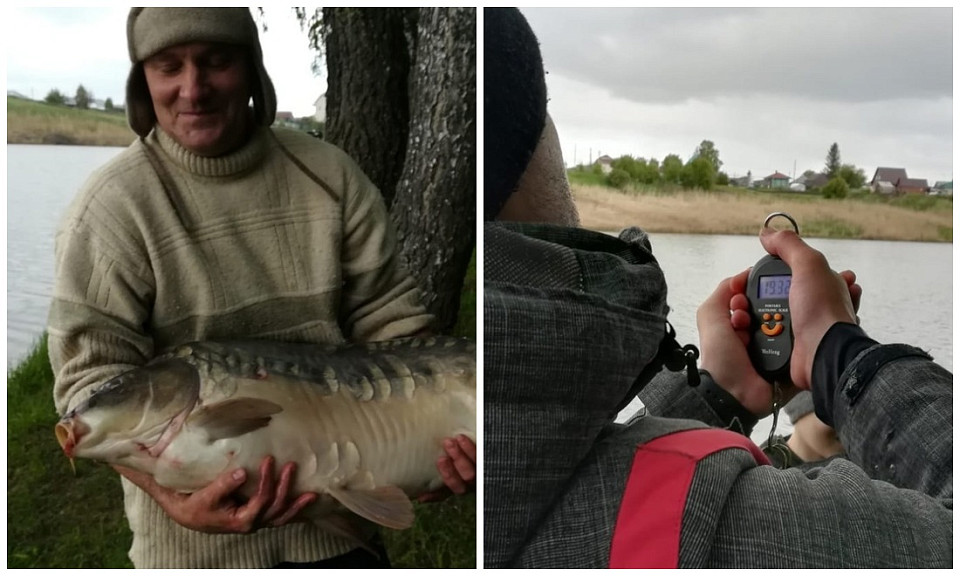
7 96 135 147
572 181 952 243
7 254 477 569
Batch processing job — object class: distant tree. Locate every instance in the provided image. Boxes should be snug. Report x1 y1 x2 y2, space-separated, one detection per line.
612 155 638 180
822 176 849 199
716 171 730 186
825 142 841 178
802 169 818 180
647 158 660 178
44 89 66 105
681 157 715 190
104 98 114 111
695 140 723 173
839 163 866 190
74 84 92 109
607 168 631 189
661 154 684 184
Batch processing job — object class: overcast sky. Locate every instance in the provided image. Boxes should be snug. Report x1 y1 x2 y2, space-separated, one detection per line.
520 7 953 184
5 7 326 118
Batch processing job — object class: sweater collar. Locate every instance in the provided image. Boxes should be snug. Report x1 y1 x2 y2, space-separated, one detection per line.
151 125 270 177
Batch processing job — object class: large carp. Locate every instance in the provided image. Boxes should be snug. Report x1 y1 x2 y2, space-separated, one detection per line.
54 336 475 532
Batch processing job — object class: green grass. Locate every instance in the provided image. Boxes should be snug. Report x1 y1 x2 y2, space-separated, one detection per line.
567 168 608 187
7 336 134 568
8 96 134 146
7 254 477 568
802 218 864 238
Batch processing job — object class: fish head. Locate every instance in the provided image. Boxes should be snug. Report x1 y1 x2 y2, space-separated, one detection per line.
55 357 201 467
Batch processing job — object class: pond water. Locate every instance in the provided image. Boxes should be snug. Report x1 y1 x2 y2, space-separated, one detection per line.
7 144 126 366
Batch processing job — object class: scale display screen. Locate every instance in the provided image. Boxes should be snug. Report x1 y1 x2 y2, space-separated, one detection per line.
758 275 791 299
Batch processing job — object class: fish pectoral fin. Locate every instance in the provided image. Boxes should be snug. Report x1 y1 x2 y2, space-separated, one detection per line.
327 484 415 530
189 398 283 441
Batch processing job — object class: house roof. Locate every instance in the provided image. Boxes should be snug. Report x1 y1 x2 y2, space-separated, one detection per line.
596 155 614 164
765 172 790 180
897 178 928 189
276 111 295 121
872 167 908 184
933 181 953 189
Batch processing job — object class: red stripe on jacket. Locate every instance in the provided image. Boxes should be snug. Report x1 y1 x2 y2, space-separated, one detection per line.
609 428 770 568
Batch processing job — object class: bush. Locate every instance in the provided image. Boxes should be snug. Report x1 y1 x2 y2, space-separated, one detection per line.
821 176 849 199
607 168 631 189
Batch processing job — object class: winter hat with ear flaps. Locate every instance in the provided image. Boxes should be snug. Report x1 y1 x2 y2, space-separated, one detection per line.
125 7 277 138
483 8 547 221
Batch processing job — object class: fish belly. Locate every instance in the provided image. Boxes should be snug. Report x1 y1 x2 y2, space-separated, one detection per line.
153 372 475 499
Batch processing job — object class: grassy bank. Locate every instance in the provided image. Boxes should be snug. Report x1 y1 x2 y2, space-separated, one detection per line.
7 96 135 147
573 182 953 242
7 254 477 569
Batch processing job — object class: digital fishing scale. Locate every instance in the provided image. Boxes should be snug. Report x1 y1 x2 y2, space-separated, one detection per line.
746 212 799 383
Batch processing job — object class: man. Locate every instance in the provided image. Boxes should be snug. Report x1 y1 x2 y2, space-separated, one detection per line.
483 7 951 568
50 8 473 569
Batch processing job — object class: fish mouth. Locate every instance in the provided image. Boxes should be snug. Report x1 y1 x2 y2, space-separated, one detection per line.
55 417 89 459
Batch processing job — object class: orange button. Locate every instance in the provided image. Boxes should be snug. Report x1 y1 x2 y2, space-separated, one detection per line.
774 313 783 321
761 323 784 337
762 313 772 321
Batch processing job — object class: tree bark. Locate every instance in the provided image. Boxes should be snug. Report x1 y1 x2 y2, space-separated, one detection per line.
390 8 476 333
323 8 411 207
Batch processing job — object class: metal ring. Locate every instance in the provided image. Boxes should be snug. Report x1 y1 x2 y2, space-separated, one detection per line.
763 212 800 235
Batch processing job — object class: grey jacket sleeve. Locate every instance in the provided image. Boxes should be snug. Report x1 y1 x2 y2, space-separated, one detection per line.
682 350 953 568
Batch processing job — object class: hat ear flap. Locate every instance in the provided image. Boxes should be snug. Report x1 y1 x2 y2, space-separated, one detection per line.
250 58 277 127
126 64 156 138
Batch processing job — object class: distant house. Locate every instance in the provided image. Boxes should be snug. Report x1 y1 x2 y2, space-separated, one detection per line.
896 177 928 195
275 111 297 128
871 167 908 194
313 94 326 123
930 181 953 196
7 90 29 100
761 171 791 189
730 175 751 187
596 155 614 174
806 173 830 190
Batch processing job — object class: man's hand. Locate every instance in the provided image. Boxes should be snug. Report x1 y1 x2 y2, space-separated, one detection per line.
757 229 860 390
115 456 317 534
419 435 476 503
787 411 844 462
698 271 779 416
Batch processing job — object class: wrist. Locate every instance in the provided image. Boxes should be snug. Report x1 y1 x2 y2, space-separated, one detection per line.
694 369 759 436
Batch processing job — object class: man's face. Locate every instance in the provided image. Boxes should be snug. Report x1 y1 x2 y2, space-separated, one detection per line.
143 42 252 157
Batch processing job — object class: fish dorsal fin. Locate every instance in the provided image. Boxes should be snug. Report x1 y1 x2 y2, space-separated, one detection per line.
189 398 283 441
327 484 414 530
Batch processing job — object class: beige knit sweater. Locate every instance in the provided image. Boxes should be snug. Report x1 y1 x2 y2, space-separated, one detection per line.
49 126 434 568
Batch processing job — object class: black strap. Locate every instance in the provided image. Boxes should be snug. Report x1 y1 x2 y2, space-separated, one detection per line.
694 369 759 437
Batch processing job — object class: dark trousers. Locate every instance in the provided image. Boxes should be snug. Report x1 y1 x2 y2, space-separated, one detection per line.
273 538 391 569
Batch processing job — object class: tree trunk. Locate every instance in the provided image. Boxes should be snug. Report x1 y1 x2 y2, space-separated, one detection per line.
323 8 411 207
390 8 476 332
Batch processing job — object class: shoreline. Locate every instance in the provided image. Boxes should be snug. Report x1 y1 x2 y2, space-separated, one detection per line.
573 184 952 243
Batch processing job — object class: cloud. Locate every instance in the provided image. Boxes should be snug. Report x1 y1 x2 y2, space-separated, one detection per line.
523 7 952 104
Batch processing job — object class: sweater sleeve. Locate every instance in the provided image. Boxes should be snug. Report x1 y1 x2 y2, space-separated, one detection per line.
338 160 434 342
48 189 156 416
